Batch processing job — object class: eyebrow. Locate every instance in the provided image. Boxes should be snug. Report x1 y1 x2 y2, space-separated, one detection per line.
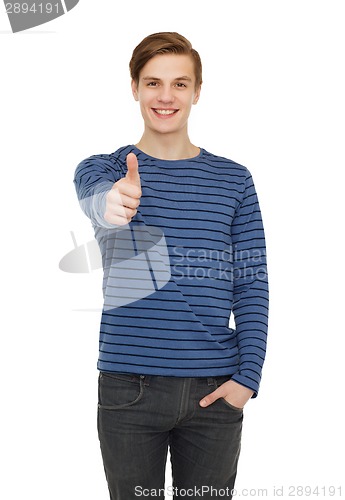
142 76 192 82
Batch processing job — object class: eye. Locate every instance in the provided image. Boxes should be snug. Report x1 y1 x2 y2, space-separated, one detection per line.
175 83 187 88
147 81 158 87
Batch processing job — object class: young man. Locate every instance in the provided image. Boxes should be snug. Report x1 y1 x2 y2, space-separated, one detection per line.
74 32 269 499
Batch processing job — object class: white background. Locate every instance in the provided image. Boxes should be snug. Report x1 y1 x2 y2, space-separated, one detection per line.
1 1 344 498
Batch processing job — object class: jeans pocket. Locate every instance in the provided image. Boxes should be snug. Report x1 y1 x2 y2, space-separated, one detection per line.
213 376 243 413
219 397 243 412
98 371 144 410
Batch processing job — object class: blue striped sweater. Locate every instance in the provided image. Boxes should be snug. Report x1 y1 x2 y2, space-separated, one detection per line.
73 145 269 396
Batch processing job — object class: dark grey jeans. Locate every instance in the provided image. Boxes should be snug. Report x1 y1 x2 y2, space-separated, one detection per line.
97 372 243 500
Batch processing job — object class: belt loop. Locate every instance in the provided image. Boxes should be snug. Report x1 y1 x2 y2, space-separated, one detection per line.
140 374 151 386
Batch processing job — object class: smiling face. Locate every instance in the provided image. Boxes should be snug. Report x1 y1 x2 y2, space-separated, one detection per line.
131 53 201 137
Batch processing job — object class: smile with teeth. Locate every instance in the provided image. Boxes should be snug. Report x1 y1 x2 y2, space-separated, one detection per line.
153 109 178 115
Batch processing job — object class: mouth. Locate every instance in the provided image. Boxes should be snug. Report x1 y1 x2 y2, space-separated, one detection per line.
152 108 179 118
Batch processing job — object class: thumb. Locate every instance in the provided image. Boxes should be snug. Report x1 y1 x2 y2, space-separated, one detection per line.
199 388 223 408
125 153 141 187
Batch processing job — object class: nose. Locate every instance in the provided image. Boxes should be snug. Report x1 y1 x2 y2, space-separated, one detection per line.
157 85 175 103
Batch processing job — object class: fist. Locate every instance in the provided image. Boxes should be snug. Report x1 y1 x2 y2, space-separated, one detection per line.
104 153 142 226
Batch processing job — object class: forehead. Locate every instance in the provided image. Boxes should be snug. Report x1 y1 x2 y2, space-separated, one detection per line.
140 53 195 81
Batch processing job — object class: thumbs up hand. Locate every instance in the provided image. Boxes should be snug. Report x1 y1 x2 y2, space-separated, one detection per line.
104 153 142 226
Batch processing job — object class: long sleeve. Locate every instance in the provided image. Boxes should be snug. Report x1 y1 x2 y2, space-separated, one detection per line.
73 154 125 228
72 144 269 386
230 170 269 397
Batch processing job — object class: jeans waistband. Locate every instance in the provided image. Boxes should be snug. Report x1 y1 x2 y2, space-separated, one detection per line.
100 371 233 387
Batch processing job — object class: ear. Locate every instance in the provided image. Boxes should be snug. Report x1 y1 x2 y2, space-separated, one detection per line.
193 84 202 105
131 79 139 101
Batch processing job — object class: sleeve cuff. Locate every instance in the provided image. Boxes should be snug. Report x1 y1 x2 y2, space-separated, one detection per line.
78 181 122 229
230 373 260 399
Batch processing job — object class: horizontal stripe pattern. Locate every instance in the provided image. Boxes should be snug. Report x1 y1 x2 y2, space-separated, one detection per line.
73 145 269 395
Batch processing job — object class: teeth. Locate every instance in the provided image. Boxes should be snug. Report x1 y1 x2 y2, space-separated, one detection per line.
154 109 177 115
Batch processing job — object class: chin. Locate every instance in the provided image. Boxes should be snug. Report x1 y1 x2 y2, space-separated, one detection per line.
146 121 180 134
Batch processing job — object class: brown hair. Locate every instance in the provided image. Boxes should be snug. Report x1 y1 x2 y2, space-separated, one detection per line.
129 32 202 90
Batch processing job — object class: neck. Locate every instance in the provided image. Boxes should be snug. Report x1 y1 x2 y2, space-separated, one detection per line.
135 128 199 160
